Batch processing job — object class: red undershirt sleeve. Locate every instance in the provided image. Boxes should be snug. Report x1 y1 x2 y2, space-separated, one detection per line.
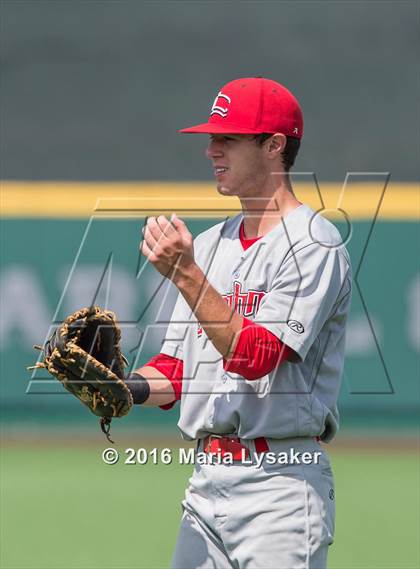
144 353 183 410
223 317 294 380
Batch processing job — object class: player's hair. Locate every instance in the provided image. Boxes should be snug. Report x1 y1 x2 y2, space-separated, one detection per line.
253 134 300 171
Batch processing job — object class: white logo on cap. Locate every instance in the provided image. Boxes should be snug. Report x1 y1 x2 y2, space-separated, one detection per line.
211 91 231 118
293 127 299 134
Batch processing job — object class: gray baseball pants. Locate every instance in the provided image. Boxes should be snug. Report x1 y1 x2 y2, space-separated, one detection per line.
171 437 335 569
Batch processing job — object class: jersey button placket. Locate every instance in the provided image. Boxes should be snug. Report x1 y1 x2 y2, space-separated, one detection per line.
232 260 241 280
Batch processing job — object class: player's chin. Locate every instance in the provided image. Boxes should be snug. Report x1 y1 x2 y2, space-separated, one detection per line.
215 182 239 196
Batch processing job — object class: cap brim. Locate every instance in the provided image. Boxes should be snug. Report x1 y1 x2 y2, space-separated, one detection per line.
179 122 263 134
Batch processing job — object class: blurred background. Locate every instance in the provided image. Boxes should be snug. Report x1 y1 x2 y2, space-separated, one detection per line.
1 1 419 568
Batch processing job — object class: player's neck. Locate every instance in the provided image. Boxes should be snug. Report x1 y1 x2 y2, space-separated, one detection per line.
240 184 302 238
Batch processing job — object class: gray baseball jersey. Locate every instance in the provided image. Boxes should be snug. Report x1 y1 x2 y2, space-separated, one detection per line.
161 203 352 443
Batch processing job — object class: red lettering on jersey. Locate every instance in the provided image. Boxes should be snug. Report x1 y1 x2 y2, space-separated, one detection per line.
244 289 266 316
197 281 266 337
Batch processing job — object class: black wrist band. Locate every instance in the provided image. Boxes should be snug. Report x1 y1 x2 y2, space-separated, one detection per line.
125 373 150 405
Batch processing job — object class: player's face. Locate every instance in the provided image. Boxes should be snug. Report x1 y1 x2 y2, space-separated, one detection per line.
205 134 269 197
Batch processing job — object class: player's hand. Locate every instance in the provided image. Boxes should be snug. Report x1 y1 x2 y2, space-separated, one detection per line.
140 214 196 282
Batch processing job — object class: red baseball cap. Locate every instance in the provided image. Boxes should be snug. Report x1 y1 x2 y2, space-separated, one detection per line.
179 77 303 139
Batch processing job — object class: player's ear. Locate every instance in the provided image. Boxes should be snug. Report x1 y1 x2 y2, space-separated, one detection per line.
266 133 287 159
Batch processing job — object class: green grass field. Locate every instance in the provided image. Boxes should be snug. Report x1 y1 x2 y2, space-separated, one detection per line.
1 442 418 569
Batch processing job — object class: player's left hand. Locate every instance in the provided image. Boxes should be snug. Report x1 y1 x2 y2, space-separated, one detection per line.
140 214 196 281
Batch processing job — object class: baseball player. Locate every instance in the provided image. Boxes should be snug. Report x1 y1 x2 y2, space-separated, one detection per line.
127 77 352 568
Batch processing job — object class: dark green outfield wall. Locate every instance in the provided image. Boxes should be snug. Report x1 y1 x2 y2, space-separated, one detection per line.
1 218 418 431
2 0 418 182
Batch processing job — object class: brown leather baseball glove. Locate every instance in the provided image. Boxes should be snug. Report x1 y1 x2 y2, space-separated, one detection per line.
29 306 133 442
